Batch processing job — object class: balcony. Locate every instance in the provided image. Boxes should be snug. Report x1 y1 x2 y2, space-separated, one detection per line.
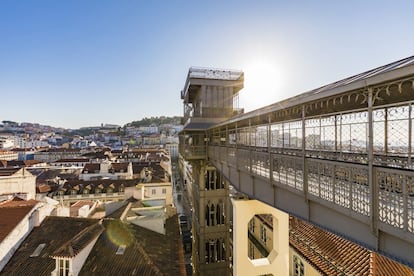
183 107 244 127
179 144 206 160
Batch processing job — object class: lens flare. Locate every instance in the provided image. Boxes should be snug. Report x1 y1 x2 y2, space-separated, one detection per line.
105 220 134 248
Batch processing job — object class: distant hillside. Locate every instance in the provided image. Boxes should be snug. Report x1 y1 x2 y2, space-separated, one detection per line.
126 116 182 127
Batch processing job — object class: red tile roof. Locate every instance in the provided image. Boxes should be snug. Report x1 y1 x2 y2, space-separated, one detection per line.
2 160 43 167
37 184 52 193
289 216 414 275
0 198 38 242
82 163 100 173
111 162 129 172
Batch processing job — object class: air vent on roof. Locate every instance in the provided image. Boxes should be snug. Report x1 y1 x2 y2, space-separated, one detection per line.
30 243 46 257
116 245 126 255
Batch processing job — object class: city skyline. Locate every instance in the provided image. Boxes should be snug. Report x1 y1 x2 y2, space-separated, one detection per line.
1 0 413 129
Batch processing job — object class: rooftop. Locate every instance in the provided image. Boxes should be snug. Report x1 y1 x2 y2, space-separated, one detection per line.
0 198 38 243
0 167 21 177
2 211 186 276
51 222 104 258
1 216 98 275
289 216 414 275
53 158 90 163
80 215 185 275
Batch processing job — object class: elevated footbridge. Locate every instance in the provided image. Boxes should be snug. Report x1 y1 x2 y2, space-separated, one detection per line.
181 57 414 267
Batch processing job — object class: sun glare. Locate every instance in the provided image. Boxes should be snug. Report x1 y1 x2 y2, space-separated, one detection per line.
241 61 283 111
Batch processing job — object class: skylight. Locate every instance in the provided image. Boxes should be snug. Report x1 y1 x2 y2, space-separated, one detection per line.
30 243 46 257
116 245 126 255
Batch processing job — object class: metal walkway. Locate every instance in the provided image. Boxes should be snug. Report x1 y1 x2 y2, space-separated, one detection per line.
199 56 414 266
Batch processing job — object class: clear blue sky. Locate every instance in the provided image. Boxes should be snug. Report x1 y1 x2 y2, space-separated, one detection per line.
1 1 413 129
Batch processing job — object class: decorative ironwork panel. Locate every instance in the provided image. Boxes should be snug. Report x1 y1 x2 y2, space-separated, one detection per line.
272 155 281 183
319 162 334 202
350 167 370 216
378 170 404 229
334 165 350 208
227 147 236 165
307 159 369 215
285 158 296 189
252 151 270 178
408 176 414 233
237 149 250 171
294 159 304 191
272 154 303 191
307 160 320 197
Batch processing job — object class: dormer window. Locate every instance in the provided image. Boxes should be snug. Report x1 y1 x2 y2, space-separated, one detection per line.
58 258 70 276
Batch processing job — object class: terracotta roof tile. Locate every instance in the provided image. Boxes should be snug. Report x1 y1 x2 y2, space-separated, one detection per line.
0 198 38 242
37 184 52 193
111 162 129 172
82 163 100 173
289 216 414 275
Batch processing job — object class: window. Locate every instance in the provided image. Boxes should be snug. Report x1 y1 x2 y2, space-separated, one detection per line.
260 224 267 243
248 242 255 259
162 188 166 194
209 204 216 226
249 218 255 233
58 259 70 276
151 189 156 195
293 255 305 276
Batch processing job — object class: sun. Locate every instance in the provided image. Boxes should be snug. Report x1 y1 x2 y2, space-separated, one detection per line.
240 60 283 111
